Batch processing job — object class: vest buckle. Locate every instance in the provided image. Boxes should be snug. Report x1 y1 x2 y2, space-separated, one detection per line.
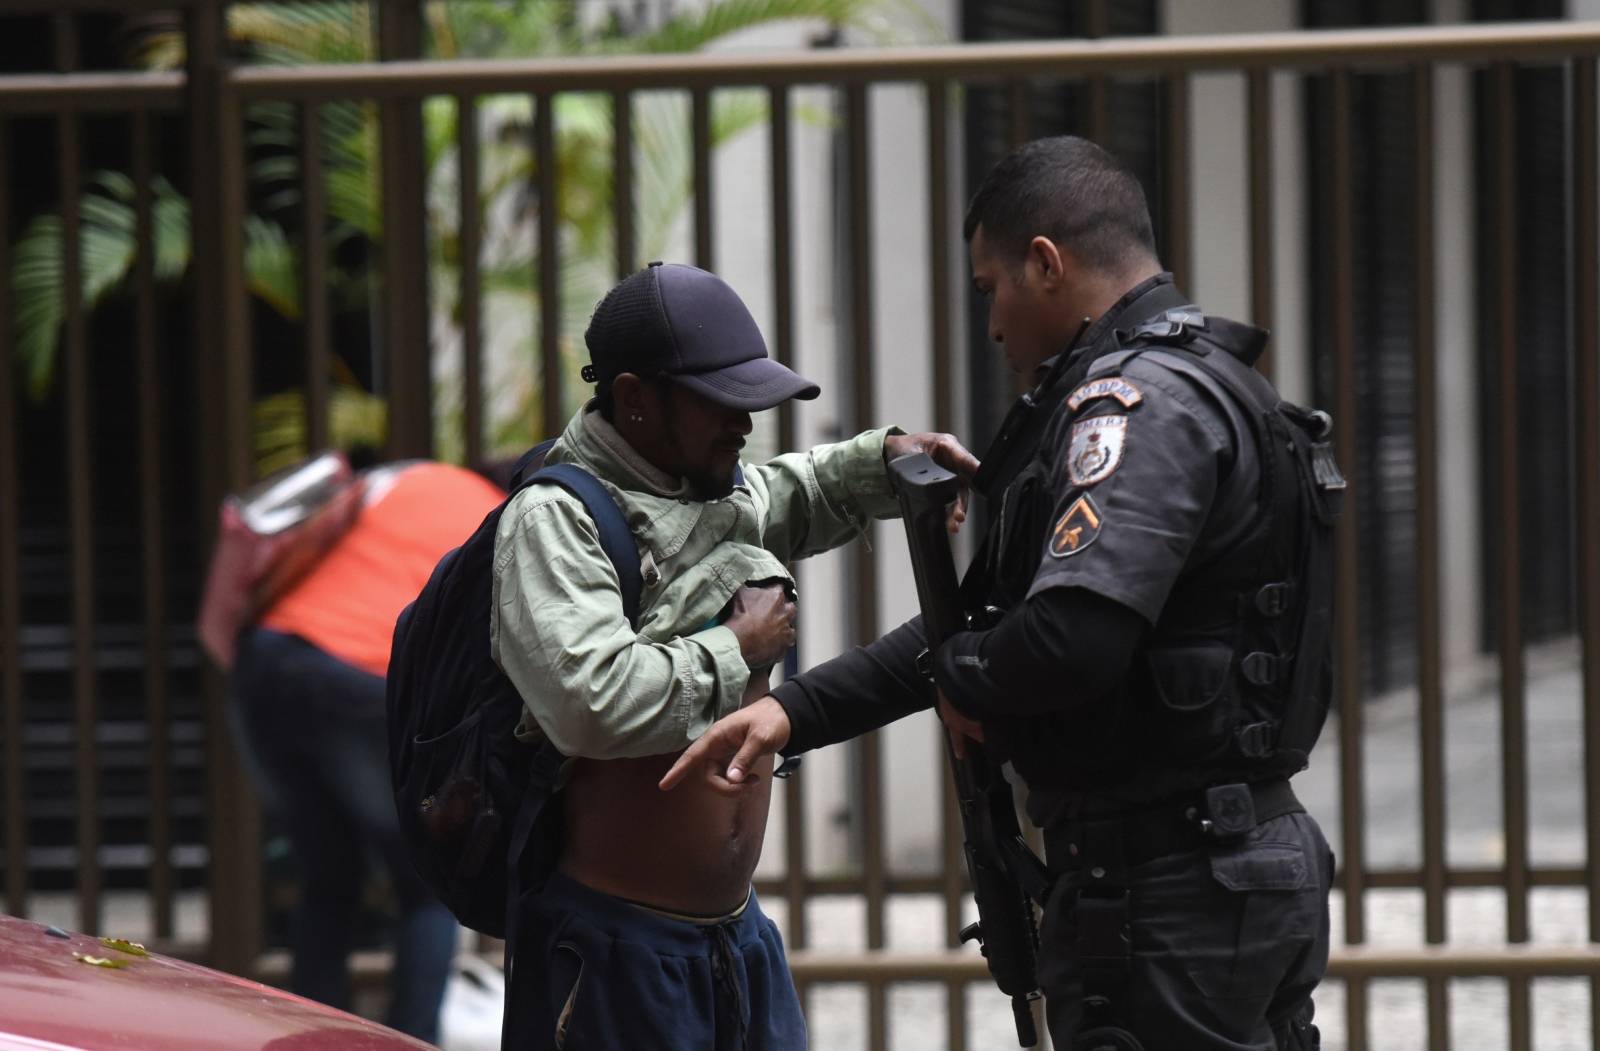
1254 582 1292 617
1241 650 1289 686
1235 720 1278 758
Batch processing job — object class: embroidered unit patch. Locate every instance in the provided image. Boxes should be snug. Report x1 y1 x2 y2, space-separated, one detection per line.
1067 415 1127 487
1049 494 1103 558
1066 377 1143 412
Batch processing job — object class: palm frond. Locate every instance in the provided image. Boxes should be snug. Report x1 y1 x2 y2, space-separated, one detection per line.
425 0 571 59
11 174 190 398
128 1 370 69
252 383 387 475
624 0 894 54
10 173 302 398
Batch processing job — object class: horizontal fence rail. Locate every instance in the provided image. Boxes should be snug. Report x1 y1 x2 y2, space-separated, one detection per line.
213 22 1600 98
2 12 1600 1051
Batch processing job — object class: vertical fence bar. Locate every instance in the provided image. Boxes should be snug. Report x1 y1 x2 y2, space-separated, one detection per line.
613 89 634 280
186 1 227 516
845 81 887 1050
221 83 262 977
769 86 795 455
300 103 331 455
376 0 431 459
1491 61 1532 1051
943 774 966 1051
59 101 102 938
1329 67 1368 1051
1163 74 1192 288
693 86 713 271
536 90 561 437
769 82 806 958
926 76 966 1051
1084 0 1109 145
456 94 482 468
1411 64 1448 1051
132 107 173 939
0 117 24 920
189 0 260 972
1008 79 1030 149
927 80 953 438
1247 69 1273 375
54 2 98 936
187 0 231 969
52 12 79 73
1573 54 1600 1051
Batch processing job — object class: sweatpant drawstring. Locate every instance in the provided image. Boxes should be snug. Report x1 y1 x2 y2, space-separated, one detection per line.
708 922 749 1051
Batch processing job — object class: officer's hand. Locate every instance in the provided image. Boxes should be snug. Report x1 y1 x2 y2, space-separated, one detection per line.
883 431 981 533
659 696 793 796
936 691 985 760
723 584 797 670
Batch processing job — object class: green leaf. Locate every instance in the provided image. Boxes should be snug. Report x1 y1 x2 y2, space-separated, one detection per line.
10 173 300 398
252 384 387 475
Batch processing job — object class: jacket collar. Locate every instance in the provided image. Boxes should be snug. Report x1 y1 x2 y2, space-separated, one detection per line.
550 406 689 500
1032 271 1191 386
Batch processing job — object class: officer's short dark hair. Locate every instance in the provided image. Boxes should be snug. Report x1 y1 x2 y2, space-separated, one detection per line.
963 136 1158 275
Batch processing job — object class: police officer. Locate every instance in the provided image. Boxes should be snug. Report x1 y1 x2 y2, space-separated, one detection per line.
663 135 1341 1050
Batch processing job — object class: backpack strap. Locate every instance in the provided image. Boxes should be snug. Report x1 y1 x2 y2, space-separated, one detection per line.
506 438 558 490
525 461 644 630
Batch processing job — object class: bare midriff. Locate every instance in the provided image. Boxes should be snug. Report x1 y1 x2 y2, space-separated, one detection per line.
557 669 775 916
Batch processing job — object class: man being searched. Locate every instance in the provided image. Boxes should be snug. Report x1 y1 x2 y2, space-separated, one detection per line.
664 137 1342 1049
491 262 977 1049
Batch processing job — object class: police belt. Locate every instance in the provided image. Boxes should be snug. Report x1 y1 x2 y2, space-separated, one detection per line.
1041 779 1303 874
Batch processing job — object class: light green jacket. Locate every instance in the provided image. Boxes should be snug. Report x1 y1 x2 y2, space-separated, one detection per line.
489 407 900 760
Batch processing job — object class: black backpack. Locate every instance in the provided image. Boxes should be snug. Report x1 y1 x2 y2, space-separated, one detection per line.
386 440 641 938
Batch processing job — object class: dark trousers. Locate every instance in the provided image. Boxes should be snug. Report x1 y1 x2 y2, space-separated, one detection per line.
231 628 457 1044
1039 810 1332 1051
504 871 807 1050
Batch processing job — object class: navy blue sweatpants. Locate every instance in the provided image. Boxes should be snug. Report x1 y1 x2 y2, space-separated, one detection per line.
504 872 807 1050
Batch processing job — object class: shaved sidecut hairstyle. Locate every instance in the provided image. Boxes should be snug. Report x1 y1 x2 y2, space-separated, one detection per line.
963 135 1158 276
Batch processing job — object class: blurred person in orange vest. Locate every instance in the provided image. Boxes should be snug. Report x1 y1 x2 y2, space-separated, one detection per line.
219 455 503 1044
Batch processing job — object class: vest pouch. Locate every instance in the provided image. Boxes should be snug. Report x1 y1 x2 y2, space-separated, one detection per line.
1143 639 1238 762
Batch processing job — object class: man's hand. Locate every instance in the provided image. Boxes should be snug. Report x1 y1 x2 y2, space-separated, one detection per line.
937 690 985 761
659 696 793 795
722 584 797 670
883 431 981 533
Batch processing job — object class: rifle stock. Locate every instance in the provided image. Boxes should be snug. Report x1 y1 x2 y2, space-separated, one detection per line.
889 453 1043 1048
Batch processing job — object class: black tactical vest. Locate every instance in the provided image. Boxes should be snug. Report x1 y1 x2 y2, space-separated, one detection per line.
972 310 1344 808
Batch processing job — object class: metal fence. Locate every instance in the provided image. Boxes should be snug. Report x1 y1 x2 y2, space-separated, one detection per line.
2 4 1600 1049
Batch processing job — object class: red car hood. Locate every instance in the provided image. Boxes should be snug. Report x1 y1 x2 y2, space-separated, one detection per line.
0 915 433 1051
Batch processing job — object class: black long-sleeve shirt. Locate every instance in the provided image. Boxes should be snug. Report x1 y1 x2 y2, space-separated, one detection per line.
772 585 1144 755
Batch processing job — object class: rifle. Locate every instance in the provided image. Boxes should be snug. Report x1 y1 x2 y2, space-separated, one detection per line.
889 452 1048 1048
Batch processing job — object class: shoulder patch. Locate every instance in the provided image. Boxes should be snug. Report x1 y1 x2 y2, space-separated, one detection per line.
1049 494 1103 558
1067 377 1143 412
1067 415 1127 487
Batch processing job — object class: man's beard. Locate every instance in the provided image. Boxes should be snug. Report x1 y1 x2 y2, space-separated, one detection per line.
685 466 737 501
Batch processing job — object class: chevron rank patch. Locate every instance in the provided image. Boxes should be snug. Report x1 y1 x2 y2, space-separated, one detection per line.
1066 376 1143 412
1049 494 1103 558
1067 415 1127 488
